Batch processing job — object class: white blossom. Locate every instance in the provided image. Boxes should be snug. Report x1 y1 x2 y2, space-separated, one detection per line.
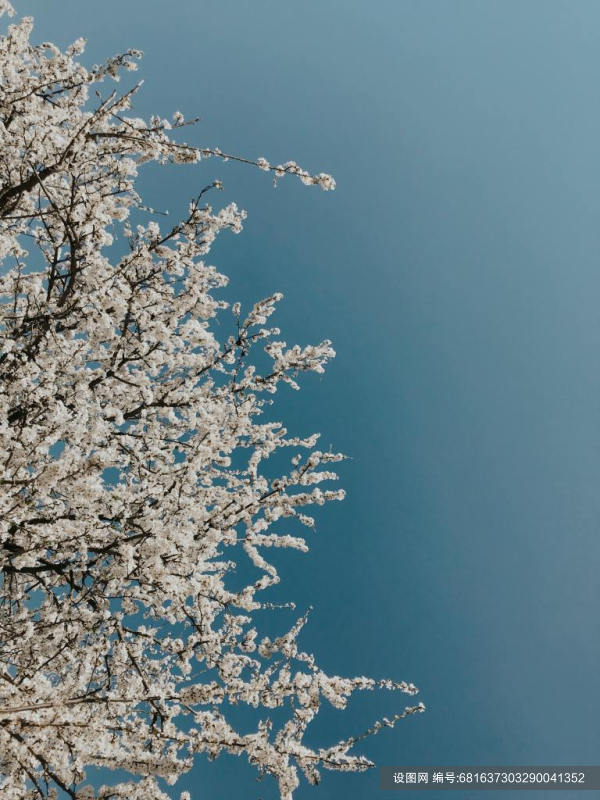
0 7 422 800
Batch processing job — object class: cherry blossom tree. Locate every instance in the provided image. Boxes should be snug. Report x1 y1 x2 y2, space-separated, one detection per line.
0 3 423 798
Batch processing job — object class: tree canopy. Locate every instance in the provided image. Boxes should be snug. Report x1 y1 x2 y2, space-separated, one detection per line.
0 4 423 798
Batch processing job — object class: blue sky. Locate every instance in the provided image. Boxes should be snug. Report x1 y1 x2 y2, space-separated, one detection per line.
13 2 600 798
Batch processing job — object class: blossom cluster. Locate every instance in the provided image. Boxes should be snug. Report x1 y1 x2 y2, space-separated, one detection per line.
0 7 422 799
